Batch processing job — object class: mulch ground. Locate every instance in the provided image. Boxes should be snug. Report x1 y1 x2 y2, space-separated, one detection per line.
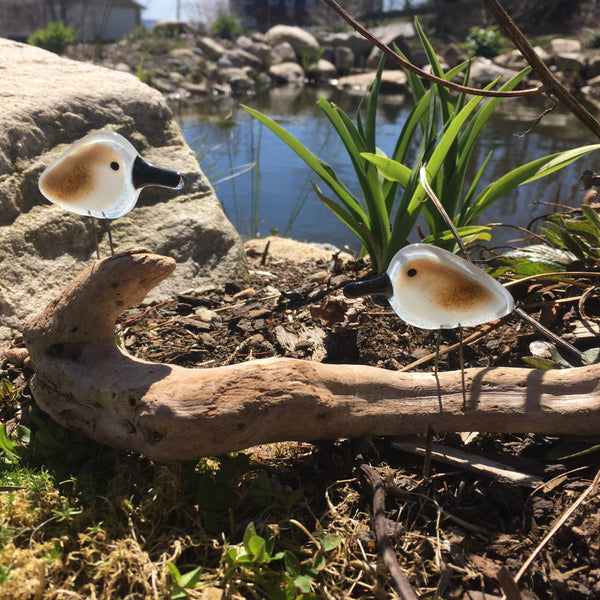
2 238 600 599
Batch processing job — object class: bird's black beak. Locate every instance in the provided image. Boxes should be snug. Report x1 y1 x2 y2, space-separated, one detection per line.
343 273 393 299
132 155 186 190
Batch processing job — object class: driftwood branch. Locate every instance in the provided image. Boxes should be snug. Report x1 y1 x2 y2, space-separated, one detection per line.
23 249 600 462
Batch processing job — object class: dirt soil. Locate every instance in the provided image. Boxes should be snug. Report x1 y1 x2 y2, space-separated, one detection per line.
2 238 600 599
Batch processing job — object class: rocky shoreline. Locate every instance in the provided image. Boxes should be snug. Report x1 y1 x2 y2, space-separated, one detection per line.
63 21 600 108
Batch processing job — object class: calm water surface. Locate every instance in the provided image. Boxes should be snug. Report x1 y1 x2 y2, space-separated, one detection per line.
175 86 597 252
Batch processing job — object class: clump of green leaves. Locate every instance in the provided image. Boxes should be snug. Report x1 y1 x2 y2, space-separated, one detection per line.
212 14 241 39
28 22 77 54
541 205 600 262
244 20 600 273
220 521 340 598
584 29 600 49
466 25 504 58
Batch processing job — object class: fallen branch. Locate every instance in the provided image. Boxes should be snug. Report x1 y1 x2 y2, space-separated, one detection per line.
22 249 600 462
360 464 420 600
390 439 543 488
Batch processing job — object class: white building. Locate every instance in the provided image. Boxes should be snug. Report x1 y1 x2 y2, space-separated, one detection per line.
0 0 144 42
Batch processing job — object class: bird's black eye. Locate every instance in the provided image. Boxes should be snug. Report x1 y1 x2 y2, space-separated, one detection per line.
110 161 120 171
407 268 417 277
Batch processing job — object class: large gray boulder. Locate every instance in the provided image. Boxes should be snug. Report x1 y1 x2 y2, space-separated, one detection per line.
0 38 248 346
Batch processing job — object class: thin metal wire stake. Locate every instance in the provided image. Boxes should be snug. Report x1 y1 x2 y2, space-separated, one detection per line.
93 220 100 260
102 213 115 257
434 327 443 412
459 325 467 410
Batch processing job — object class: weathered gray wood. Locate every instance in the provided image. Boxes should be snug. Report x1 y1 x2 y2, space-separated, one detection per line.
23 249 600 462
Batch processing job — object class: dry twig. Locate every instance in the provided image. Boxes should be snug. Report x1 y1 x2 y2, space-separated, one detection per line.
359 464 420 600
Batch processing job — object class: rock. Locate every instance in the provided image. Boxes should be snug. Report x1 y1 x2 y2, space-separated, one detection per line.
469 57 522 87
442 43 468 68
268 62 305 85
245 236 352 264
0 38 248 347
217 55 233 69
550 38 582 54
182 81 209 97
151 77 176 94
269 41 297 65
235 35 253 51
308 58 337 82
168 70 186 84
336 70 408 95
114 62 132 73
555 52 586 75
195 36 229 61
334 46 355 74
316 31 373 58
226 47 264 70
265 24 320 61
366 23 415 69
219 67 255 94
586 52 600 79
166 57 189 75
250 41 271 64
152 20 193 37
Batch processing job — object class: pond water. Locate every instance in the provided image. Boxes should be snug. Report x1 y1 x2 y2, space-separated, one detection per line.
175 85 597 253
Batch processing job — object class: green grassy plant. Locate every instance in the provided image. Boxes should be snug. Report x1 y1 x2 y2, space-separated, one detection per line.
28 22 76 54
466 25 504 58
244 21 600 273
212 14 241 39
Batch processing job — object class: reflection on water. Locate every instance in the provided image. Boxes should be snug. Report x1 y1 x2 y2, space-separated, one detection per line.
175 86 596 252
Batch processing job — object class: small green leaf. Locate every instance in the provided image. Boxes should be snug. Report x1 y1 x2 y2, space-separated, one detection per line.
313 550 326 571
178 566 203 589
284 550 301 577
294 574 314 593
319 534 341 552
521 356 560 370
1 378 13 395
361 153 412 187
247 535 267 563
246 471 273 506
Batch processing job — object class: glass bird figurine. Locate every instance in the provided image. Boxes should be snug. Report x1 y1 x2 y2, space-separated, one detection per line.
344 244 514 329
39 130 185 219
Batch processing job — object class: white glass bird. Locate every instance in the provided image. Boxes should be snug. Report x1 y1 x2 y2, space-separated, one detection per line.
344 244 514 329
39 130 185 219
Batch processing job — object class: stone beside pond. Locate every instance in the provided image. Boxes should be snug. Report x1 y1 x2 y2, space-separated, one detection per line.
0 38 249 346
64 22 600 108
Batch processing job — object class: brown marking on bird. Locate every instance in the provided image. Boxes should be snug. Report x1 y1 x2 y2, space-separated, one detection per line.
397 258 496 312
39 143 121 204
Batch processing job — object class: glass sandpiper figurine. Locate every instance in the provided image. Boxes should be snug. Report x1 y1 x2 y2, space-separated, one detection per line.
38 130 186 255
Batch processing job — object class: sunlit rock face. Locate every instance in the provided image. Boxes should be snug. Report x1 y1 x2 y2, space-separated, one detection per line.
0 38 248 346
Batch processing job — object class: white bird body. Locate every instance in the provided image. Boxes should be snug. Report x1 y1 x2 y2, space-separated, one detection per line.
386 244 514 329
39 130 184 219
344 244 514 330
